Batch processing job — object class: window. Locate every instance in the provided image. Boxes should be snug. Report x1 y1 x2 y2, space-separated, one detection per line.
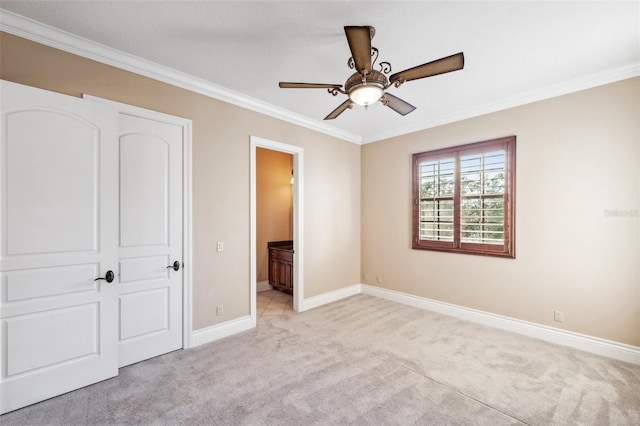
413 136 516 258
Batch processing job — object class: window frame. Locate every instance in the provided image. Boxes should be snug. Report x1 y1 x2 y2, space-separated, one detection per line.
412 136 516 258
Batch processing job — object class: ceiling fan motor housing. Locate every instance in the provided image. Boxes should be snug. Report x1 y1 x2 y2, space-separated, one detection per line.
345 70 387 93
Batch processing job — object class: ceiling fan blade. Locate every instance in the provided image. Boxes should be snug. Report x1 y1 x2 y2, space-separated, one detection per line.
344 26 372 74
389 52 464 84
324 99 353 120
279 82 343 89
383 93 416 116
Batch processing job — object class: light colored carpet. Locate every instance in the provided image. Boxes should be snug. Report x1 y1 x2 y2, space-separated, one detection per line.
1 294 639 425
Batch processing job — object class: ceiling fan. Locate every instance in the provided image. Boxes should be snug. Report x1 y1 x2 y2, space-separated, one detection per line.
279 26 464 120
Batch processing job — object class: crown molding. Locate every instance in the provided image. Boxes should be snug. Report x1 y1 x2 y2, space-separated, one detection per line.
0 10 362 145
362 62 640 144
2 9 637 147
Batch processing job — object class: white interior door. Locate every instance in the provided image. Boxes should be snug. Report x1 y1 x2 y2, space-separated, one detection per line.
116 112 184 367
0 81 119 414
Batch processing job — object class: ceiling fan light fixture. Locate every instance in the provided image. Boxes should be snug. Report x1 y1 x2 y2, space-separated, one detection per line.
344 69 387 107
349 84 384 106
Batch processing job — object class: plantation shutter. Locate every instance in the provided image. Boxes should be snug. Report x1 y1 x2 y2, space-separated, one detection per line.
418 157 455 242
412 136 515 258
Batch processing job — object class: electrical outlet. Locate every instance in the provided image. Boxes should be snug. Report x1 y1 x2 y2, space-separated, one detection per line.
554 310 563 322
217 241 224 252
217 305 224 316
362 273 368 281
376 276 383 284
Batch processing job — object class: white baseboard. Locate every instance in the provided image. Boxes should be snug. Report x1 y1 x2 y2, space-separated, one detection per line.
190 283 640 365
191 285 361 346
361 284 640 365
191 315 253 347
300 284 362 312
256 280 272 292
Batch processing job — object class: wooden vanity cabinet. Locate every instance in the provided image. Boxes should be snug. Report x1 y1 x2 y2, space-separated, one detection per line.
268 241 293 294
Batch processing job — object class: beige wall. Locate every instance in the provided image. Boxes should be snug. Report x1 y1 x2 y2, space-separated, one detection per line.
2 31 637 348
0 32 361 330
256 148 293 282
362 77 640 346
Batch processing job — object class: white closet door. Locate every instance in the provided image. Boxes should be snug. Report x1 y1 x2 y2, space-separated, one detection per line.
0 81 119 414
116 112 183 367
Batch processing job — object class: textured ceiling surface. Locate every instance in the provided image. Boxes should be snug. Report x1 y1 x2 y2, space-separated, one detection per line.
1 1 639 142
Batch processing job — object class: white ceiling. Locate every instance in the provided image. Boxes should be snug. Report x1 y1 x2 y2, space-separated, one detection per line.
1 1 639 143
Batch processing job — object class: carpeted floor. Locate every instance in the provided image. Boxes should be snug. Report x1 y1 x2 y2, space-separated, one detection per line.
1 294 639 425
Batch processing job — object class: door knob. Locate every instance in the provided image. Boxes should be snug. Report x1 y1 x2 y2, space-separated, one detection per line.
94 270 115 283
166 261 180 271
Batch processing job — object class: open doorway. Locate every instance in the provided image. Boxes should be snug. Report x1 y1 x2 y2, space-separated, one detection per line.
256 148 293 321
250 136 304 326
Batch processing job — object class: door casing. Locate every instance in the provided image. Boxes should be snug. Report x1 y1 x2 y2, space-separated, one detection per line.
250 136 304 321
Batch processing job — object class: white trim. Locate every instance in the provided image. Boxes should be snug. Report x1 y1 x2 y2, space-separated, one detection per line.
191 316 253 347
256 280 272 292
362 63 640 144
83 94 192 123
82 94 194 349
250 136 304 325
300 284 362 312
361 284 640 365
0 10 360 145
182 121 194 349
4 9 638 147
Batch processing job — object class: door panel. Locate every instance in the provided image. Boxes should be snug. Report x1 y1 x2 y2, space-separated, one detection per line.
5 304 99 376
119 288 169 340
120 133 169 248
116 113 183 368
119 255 169 283
6 110 99 255
2 263 98 303
0 80 118 414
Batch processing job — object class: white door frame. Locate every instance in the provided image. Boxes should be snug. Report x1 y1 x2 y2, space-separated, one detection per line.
83 94 194 349
250 136 303 323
